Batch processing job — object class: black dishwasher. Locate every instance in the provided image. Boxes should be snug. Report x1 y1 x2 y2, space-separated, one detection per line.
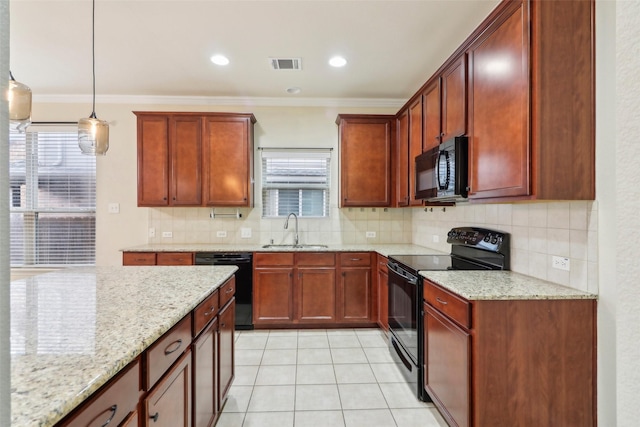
195 252 253 330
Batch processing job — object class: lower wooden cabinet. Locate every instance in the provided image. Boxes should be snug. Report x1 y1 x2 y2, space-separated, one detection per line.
121 411 139 427
144 351 192 427
253 258 295 324
376 254 389 331
337 253 373 323
192 318 218 427
122 251 194 266
218 298 235 407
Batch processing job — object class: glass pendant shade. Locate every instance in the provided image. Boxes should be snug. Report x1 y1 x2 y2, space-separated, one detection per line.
8 72 32 132
78 114 109 155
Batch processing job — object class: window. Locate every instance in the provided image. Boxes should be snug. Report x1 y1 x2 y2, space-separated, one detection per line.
9 125 96 266
261 150 331 218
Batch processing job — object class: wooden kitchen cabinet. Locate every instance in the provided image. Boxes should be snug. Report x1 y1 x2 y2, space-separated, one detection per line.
143 351 192 427
422 80 441 152
253 252 337 326
123 251 195 266
202 114 256 207
467 0 594 201
218 297 235 407
336 114 394 207
408 98 424 207
440 54 467 143
423 279 596 427
134 111 256 207
192 318 218 427
337 252 374 323
395 109 410 207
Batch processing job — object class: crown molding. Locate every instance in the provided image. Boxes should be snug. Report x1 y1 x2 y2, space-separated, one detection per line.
33 94 406 109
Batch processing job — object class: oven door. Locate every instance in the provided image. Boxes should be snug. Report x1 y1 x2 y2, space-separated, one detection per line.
387 261 420 365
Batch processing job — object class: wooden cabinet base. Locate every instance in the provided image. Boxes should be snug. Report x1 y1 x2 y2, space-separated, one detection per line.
144 351 192 427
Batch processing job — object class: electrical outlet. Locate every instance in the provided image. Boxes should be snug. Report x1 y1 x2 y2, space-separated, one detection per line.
241 227 252 238
108 203 120 214
149 228 155 238
366 231 376 238
552 256 570 271
216 231 227 238
162 231 173 238
433 235 440 243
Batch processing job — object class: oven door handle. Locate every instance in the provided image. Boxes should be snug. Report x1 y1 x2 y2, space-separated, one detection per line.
387 262 418 285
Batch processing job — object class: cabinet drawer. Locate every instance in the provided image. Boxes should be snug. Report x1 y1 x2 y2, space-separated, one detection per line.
377 254 388 273
296 252 335 267
61 359 140 427
156 252 194 265
193 289 219 337
424 281 470 329
339 252 371 267
123 252 156 265
145 316 192 390
254 252 295 266
219 276 236 309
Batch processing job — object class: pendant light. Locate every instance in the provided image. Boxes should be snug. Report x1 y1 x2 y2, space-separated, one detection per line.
78 0 109 156
8 71 32 132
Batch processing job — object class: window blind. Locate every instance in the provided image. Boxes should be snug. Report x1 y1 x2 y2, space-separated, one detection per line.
9 125 96 266
261 150 331 218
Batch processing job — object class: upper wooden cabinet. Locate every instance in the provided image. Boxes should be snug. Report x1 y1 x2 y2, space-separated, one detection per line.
422 80 441 152
395 109 410 207
408 98 424 207
440 55 467 144
467 0 594 201
134 112 256 207
336 114 394 207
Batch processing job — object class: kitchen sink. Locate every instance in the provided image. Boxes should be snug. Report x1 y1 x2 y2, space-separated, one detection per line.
261 244 329 249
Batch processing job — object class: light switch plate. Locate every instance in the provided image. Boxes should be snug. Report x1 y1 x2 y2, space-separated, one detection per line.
108 203 120 214
241 227 252 238
366 231 376 238
162 231 173 238
216 231 227 238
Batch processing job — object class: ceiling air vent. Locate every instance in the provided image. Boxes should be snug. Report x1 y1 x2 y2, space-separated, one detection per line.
270 58 302 70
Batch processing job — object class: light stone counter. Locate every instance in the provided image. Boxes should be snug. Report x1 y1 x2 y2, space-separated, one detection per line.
10 265 237 427
421 270 597 300
120 243 445 258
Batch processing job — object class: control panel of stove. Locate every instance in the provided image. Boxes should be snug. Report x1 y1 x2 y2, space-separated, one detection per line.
446 227 508 252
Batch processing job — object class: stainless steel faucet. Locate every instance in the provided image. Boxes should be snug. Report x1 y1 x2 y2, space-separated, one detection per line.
284 212 299 245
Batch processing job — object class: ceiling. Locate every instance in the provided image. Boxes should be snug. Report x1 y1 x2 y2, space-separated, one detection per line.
10 0 500 106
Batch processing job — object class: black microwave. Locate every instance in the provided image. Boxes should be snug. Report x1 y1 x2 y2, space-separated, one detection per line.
415 136 468 202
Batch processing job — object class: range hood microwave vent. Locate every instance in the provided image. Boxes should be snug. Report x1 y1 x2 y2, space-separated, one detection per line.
270 58 302 70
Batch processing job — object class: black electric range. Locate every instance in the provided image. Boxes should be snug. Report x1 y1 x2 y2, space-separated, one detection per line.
386 227 510 401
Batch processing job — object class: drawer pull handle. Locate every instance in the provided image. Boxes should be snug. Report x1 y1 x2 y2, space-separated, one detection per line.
100 405 117 427
150 412 159 423
350 258 362 261
226 287 234 294
164 339 183 355
436 297 448 305
204 307 216 316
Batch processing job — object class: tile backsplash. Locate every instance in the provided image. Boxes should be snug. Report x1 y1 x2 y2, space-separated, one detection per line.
148 201 598 294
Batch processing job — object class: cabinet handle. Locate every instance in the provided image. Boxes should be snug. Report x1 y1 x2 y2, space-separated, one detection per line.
99 405 117 427
164 339 183 355
436 297 448 305
226 287 234 294
150 412 159 423
204 306 216 316
350 258 362 261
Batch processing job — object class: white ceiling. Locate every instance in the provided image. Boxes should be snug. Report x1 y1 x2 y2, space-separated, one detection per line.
10 0 501 106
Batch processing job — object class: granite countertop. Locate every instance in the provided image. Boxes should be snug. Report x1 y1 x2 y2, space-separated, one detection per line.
11 265 238 427
421 270 597 300
120 243 444 258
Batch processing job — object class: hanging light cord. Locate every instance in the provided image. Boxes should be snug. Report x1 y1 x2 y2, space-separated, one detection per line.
90 0 97 119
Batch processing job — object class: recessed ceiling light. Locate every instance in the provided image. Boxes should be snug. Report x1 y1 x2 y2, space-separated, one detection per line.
329 56 347 67
286 86 301 94
210 55 230 66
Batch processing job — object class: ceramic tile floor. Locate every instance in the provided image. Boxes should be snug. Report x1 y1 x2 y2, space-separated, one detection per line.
216 328 448 427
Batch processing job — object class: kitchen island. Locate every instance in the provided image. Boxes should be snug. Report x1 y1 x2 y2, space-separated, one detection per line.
10 265 237 427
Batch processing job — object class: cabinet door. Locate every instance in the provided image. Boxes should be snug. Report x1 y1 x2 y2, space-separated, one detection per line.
253 268 295 324
425 304 470 427
202 116 253 207
467 1 530 199
297 267 336 323
338 116 393 207
192 319 217 427
338 268 372 322
408 98 424 206
422 80 441 152
156 252 194 266
137 115 170 206
395 110 409 207
218 299 235 407
144 351 191 427
123 252 156 266
170 116 202 206
121 411 139 427
441 55 467 142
